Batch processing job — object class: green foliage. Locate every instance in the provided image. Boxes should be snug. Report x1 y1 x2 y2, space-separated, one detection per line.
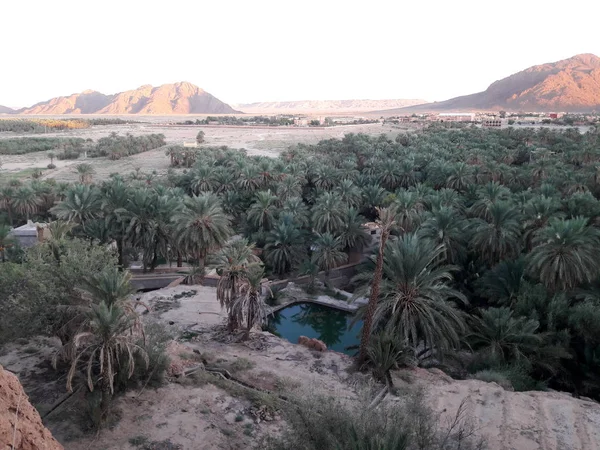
0 137 86 155
266 388 484 450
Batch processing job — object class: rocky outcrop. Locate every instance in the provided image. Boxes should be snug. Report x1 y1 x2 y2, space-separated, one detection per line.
399 367 600 450
0 365 63 450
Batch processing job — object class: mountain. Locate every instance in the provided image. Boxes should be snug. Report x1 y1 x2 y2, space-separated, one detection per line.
235 99 426 114
0 105 16 114
376 54 600 114
22 90 113 114
16 82 239 115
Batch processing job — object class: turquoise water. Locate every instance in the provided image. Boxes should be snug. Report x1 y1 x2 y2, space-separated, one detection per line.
269 302 362 355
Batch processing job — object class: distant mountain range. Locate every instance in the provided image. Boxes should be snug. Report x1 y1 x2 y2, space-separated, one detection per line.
0 82 239 115
2 54 600 116
234 99 427 114
376 54 600 114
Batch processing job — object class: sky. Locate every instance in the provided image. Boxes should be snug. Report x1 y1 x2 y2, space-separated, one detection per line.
2 0 599 107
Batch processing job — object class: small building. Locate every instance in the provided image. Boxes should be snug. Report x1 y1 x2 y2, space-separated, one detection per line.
437 113 475 122
9 221 47 248
482 119 508 128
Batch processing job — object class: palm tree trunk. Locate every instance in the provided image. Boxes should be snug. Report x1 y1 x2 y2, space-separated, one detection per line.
177 252 182 268
116 238 124 268
358 230 389 364
100 356 111 422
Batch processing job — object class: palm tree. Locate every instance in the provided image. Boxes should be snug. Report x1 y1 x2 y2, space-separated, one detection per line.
358 206 398 363
420 207 468 265
445 162 474 193
0 186 15 225
358 233 467 357
50 184 101 225
12 186 40 222
334 179 362 208
365 332 413 390
528 217 600 291
212 238 260 331
522 195 562 250
265 219 307 276
0 224 15 262
337 207 370 252
65 302 148 421
276 175 302 202
468 307 542 364
311 233 347 282
247 190 278 231
477 257 526 305
82 268 136 307
172 193 232 271
470 202 522 266
191 165 217 194
392 190 423 234
232 264 267 339
311 192 346 234
470 181 511 220
280 196 309 228
75 163 95 184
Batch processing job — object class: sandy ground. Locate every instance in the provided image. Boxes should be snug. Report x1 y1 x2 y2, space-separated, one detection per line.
0 122 406 183
4 284 600 449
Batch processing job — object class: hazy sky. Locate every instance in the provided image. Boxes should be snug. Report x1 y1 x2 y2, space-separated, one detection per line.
2 0 599 107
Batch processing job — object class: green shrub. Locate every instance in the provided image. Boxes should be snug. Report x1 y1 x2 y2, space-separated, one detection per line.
470 369 513 390
265 388 485 450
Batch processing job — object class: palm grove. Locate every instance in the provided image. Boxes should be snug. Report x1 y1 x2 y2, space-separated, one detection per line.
3 125 600 410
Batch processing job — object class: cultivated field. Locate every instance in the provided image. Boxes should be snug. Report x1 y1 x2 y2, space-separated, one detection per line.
0 121 408 183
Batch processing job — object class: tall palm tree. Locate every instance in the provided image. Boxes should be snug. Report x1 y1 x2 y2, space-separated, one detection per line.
12 186 40 222
358 206 398 363
528 217 600 291
358 233 468 356
264 220 306 276
212 238 260 331
232 264 267 340
173 193 232 271
50 184 101 225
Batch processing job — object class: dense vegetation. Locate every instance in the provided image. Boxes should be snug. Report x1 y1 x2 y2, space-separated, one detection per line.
177 116 295 126
88 133 166 159
4 125 600 409
0 118 141 133
0 137 86 155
